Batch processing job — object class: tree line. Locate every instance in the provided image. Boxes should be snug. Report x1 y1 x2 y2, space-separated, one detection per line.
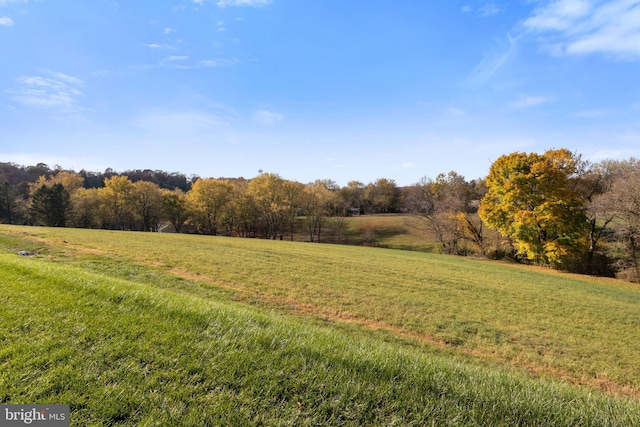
2 149 640 282
0 162 405 241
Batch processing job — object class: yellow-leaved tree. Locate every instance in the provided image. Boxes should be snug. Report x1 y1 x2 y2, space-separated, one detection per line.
187 178 233 235
479 149 589 267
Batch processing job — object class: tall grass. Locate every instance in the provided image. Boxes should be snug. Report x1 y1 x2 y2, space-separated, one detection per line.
1 250 639 426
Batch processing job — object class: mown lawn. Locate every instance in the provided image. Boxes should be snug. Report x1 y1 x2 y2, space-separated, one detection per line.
1 225 639 425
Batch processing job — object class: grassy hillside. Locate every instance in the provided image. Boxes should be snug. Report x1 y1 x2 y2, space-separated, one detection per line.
293 214 440 250
1 225 639 425
339 214 438 250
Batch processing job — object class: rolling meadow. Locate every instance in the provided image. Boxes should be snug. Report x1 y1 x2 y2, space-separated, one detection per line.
1 223 640 425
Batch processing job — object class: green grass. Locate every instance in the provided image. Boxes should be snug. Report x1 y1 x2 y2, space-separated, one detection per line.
1 225 640 425
8 225 637 393
345 215 432 249
291 214 438 250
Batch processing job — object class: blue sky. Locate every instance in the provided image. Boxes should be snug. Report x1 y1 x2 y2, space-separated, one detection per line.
1 0 639 185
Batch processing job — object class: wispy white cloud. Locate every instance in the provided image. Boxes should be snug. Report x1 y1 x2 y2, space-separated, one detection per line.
216 0 271 7
163 55 188 62
142 42 179 53
8 72 84 109
135 56 238 70
464 33 518 86
523 0 640 60
50 71 83 86
462 5 472 13
0 16 12 26
253 109 283 125
479 2 501 17
508 95 552 109
524 0 592 32
163 27 175 34
198 58 238 67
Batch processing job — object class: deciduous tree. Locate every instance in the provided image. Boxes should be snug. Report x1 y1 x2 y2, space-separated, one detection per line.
577 160 621 274
225 179 258 237
479 149 588 266
363 178 399 214
161 188 188 233
48 171 85 194
248 173 290 239
406 172 480 255
282 179 305 241
303 180 336 242
69 188 101 228
188 178 233 235
99 175 134 230
131 180 163 231
340 181 365 216
594 159 640 280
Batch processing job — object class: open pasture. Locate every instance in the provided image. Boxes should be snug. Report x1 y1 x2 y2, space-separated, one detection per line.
1 225 639 425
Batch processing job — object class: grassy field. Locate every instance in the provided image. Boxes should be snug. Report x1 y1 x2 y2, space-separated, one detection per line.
1 225 639 425
293 214 439 251
297 213 498 254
